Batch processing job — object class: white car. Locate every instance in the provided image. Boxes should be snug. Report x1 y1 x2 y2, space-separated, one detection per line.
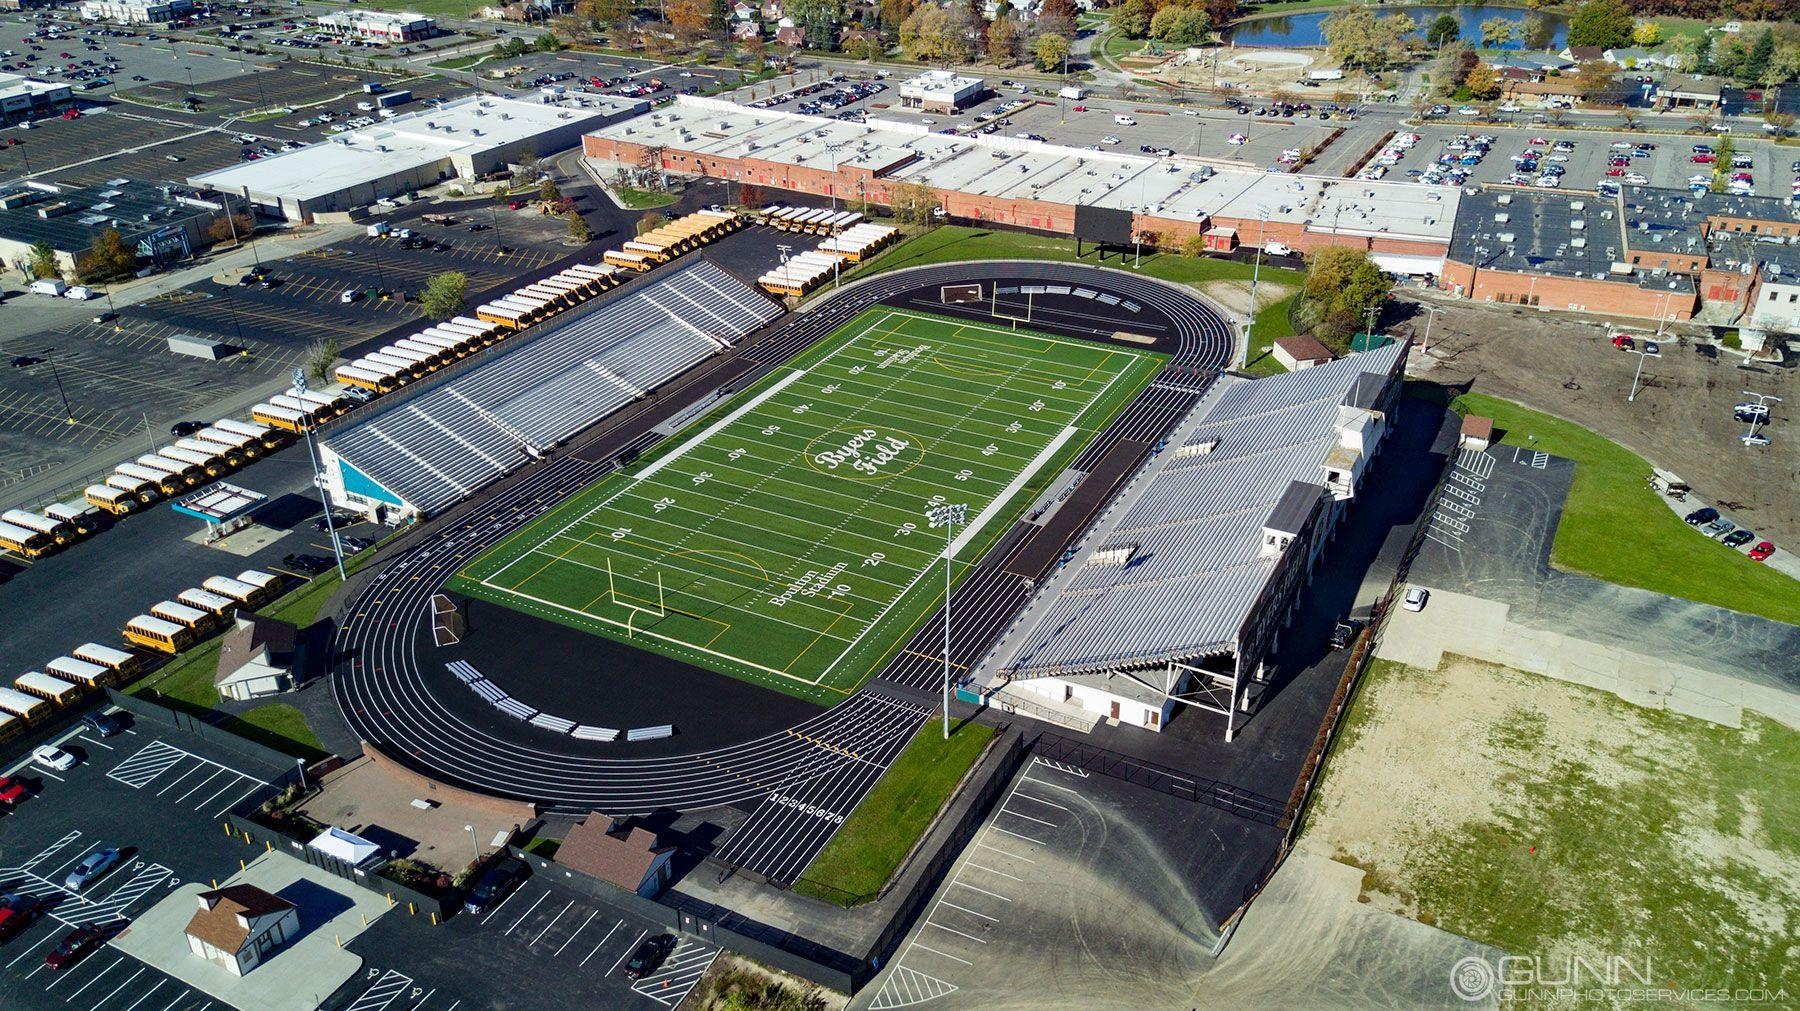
1497 103 1521 113
1227 133 1247 145
33 745 76 772
1623 172 1648 185
1457 106 1478 116
1402 587 1429 612
1100 134 1121 145
1546 154 1569 162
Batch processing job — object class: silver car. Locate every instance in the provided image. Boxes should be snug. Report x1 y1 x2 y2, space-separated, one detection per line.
64 848 120 892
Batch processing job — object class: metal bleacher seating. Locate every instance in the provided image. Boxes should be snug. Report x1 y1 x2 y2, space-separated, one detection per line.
571 725 621 742
327 261 779 517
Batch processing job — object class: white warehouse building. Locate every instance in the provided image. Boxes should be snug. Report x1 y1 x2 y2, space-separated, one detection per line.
189 93 645 221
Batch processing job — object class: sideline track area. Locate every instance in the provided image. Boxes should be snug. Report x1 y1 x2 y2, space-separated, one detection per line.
455 307 1161 703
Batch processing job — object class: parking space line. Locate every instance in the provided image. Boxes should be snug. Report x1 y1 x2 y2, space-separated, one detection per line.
7 932 58 969
605 929 647 975
87 964 146 1008
477 885 522 926
977 841 1032 863
47 841 105 880
117 976 165 1011
911 943 972 966
553 909 598 957
961 862 1021 882
211 783 265 818
924 919 986 945
988 826 1044 846
949 879 1010 902
48 953 116 992
171 768 225 804
1021 773 1086 794
579 920 622 967
1007 791 1070 813
78 736 116 751
504 891 549 936
996 806 1057 828
936 900 998 921
528 899 573 946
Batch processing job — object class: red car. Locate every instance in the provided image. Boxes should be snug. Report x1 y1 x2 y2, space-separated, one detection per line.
507 200 526 210
1748 541 1775 562
1691 153 1715 163
44 925 105 970
1605 166 1625 176
0 775 26 808
1611 333 1637 350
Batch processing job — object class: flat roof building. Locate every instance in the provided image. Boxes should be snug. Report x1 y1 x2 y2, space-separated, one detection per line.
76 0 193 22
897 70 985 113
0 178 228 279
0 71 72 125
192 93 644 221
583 97 1461 267
314 10 436 41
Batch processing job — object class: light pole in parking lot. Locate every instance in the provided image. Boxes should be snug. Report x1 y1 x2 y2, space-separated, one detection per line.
926 501 967 740
293 370 348 581
465 823 480 862
1625 342 1660 403
1740 391 1780 446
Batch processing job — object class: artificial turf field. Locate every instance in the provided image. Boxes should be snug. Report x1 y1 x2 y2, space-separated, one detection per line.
454 307 1162 703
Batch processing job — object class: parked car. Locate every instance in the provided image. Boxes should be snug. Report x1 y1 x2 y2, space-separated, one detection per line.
0 775 28 808
64 848 120 892
1401 586 1429 612
1611 334 1636 352
32 745 75 772
81 711 124 737
0 893 40 942
169 420 206 437
282 553 332 575
622 933 678 980
463 857 527 915
1748 541 1775 562
1734 402 1770 422
312 511 357 532
1722 529 1756 548
1329 619 1363 650
1741 432 1771 447
1701 518 1736 539
44 925 105 971
338 535 374 553
1684 507 1719 526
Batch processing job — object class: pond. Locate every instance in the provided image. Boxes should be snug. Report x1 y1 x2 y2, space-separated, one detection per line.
1224 4 1571 50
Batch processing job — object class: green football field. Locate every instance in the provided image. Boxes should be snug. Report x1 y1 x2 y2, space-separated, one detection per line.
454 307 1162 703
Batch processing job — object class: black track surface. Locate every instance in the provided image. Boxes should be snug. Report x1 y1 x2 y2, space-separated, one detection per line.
332 259 1235 879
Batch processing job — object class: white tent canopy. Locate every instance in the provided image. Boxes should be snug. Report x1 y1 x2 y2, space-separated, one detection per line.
308 826 382 866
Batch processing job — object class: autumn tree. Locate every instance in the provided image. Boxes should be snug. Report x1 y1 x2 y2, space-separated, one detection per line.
84 228 136 280
668 0 712 44
1033 32 1071 72
986 13 1023 67
1150 5 1210 48
899 3 969 63
420 271 468 321
1478 16 1513 49
1303 247 1388 350
1320 8 1416 72
1464 61 1499 100
888 179 939 224
1573 59 1616 102
205 213 254 246
1565 0 1630 50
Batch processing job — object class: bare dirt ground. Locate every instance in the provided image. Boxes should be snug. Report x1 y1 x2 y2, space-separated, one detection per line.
1393 295 1800 545
1200 277 1296 318
1301 653 1800 1006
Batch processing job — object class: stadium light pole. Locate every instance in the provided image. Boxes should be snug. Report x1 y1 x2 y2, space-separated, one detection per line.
1241 203 1272 371
293 369 348 581
926 502 967 740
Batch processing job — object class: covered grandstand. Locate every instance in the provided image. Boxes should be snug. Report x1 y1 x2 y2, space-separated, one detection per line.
320 260 779 520
978 341 1407 739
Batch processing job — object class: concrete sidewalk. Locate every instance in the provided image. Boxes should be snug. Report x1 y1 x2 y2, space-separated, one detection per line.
110 851 389 1011
1377 588 1800 731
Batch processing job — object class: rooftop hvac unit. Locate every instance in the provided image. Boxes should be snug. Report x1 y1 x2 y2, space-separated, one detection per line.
1571 219 1585 230
1493 212 1510 223
1497 193 1512 204
1570 200 1586 211
1571 236 1587 248
1497 232 1515 243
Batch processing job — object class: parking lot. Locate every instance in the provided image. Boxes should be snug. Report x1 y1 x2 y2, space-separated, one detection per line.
0 719 293 1011
330 866 720 1010
1357 122 1799 200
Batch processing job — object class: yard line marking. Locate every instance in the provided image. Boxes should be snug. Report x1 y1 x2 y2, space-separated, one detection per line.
910 943 972 966
504 891 549 935
961 861 1021 882
605 929 648 976
529 900 574 945
579 920 623 967
629 370 808 482
554 910 599 957
924 919 986 945
936 899 998 921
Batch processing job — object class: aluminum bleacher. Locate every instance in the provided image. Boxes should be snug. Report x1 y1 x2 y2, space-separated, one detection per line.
325 261 779 517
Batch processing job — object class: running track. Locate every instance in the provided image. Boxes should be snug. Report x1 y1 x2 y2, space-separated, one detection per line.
333 259 1234 885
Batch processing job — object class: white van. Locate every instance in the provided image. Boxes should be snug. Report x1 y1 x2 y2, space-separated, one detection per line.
366 221 390 237
63 285 97 300
1114 114 1136 126
29 278 67 296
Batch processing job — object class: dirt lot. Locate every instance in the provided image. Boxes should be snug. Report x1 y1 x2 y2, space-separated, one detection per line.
1394 294 1800 545
1301 653 1800 1005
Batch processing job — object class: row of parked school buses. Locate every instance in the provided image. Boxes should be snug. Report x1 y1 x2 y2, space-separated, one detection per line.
0 569 285 743
4 209 755 564
756 221 900 298
601 208 743 273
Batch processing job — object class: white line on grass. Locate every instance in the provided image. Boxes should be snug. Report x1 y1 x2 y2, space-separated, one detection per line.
632 368 810 482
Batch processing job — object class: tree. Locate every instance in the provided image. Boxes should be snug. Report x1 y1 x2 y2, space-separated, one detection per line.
306 336 341 385
1478 17 1513 50
637 211 664 235
668 0 712 43
986 13 1023 66
1201 0 1236 27
1110 0 1155 40
1694 32 1713 74
888 179 938 224
1573 59 1616 102
1425 13 1458 50
1033 32 1071 72
493 182 512 205
205 213 254 246
1617 105 1640 130
1521 13 1553 51
1769 43 1800 89
1150 6 1211 48
1663 32 1701 72
1302 247 1388 350
787 0 839 51
420 271 468 321
1565 0 1630 50
84 228 136 280
878 0 915 32
1181 233 1208 259
567 210 593 242
898 4 968 63
1464 61 1500 100
1432 39 1474 95
538 176 561 203
533 28 564 51
1630 20 1659 47
1767 112 1797 139
28 240 56 280
1743 28 1775 84
1320 9 1416 72
1037 0 1078 37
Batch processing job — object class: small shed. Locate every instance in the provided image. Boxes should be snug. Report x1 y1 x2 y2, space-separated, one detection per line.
215 613 299 701
185 884 298 977
1459 414 1495 451
1273 335 1334 371
556 818 674 898
1202 226 1237 253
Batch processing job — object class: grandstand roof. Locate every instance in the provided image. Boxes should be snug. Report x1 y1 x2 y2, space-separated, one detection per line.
998 342 1406 679
322 260 777 516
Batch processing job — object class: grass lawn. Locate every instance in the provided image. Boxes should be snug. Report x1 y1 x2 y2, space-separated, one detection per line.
794 721 997 906
1451 393 1800 626
1304 653 1800 998
312 0 483 17
430 52 494 72
614 187 679 210
127 571 343 760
